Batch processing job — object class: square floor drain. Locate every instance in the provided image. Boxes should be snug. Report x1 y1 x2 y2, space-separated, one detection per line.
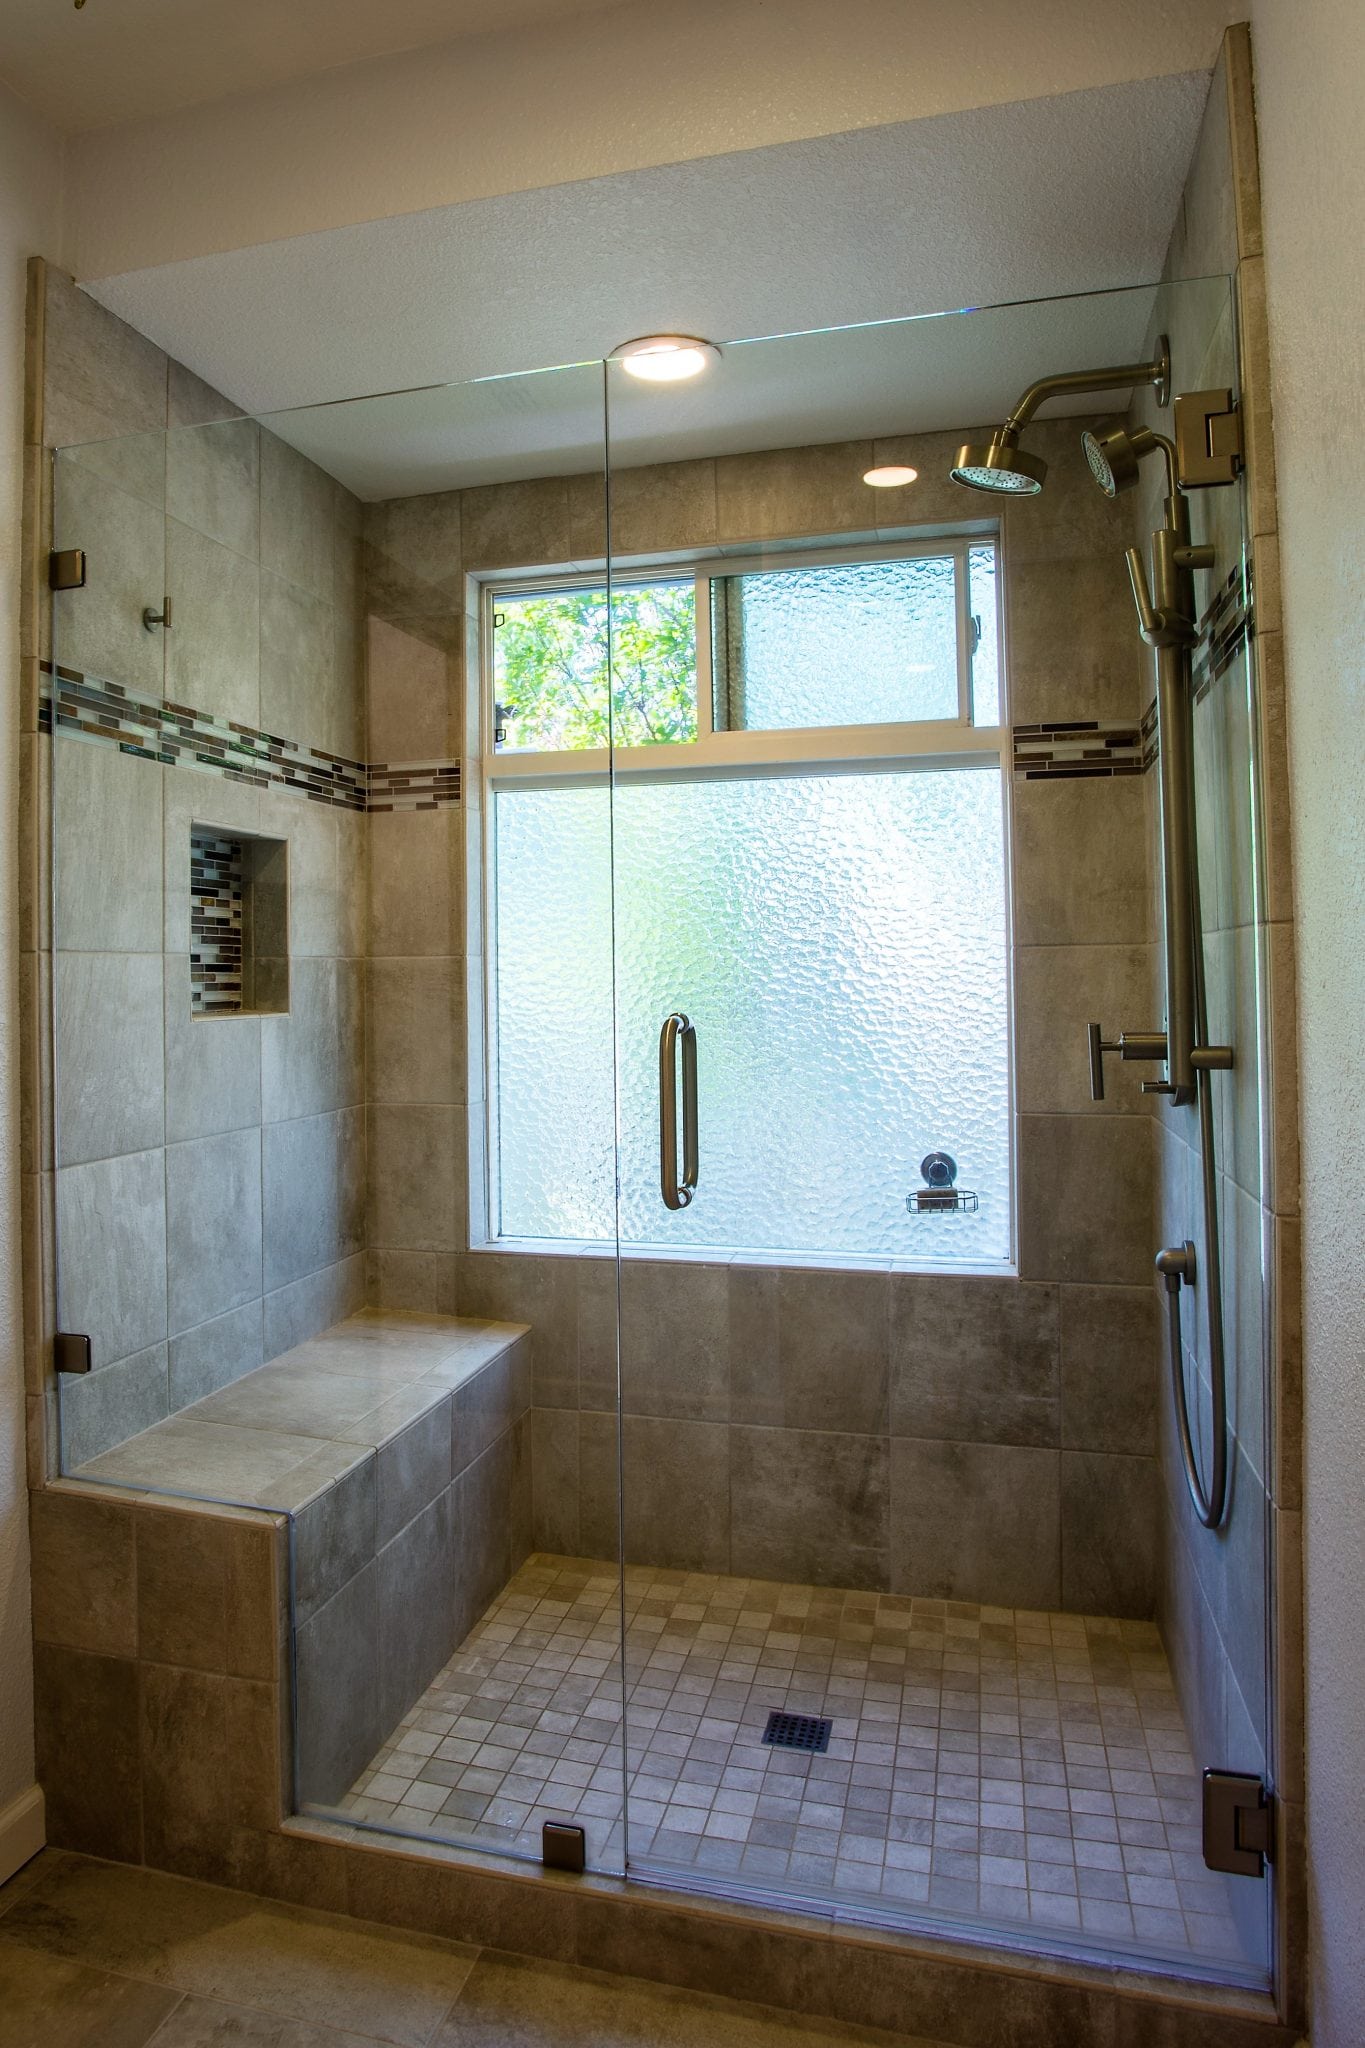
763 1710 832 1753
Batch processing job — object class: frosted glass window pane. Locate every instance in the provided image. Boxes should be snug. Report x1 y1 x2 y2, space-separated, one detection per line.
969 546 1001 726
714 555 960 730
612 767 1010 1264
493 785 617 1239
494 583 696 751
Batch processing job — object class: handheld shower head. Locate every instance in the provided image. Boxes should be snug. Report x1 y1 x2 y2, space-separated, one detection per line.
1082 425 1151 496
1081 422 1178 499
950 334 1170 499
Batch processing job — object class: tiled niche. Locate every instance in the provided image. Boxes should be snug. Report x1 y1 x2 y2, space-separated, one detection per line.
189 825 289 1016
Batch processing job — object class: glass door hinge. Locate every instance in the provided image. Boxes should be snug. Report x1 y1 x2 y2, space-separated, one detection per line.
1174 390 1244 489
48 548 87 592
54 1332 93 1375
542 1821 585 1872
1203 1769 1274 1876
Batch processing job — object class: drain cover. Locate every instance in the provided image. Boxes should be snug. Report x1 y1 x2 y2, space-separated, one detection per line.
763 1710 831 1754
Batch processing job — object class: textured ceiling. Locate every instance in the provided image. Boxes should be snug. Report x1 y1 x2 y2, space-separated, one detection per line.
0 0 620 132
87 68 1208 462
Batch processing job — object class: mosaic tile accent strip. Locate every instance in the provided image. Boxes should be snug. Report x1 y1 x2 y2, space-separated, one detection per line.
1011 721 1146 780
189 830 244 1014
38 663 460 812
335 1554 1244 1969
368 760 462 812
1192 563 1253 702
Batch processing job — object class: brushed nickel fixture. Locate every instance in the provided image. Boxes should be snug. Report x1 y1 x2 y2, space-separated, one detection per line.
1080 401 1235 1529
142 596 172 631
658 1011 699 1210
949 337 1170 495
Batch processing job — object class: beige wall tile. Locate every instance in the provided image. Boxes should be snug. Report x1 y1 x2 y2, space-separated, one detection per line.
715 440 873 544
460 476 570 573
52 461 165 694
1012 775 1152 949
1059 1284 1158 1456
33 1642 143 1861
166 417 259 559
29 1490 137 1656
165 519 260 726
366 615 461 763
367 1104 460 1253
364 490 462 616
259 432 336 604
1018 1112 1153 1286
1014 943 1156 1115
890 1437 1059 1607
891 1274 1059 1446
43 265 167 452
365 956 462 1109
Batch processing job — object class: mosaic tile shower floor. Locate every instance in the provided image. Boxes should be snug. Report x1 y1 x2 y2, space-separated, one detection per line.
335 1554 1243 1964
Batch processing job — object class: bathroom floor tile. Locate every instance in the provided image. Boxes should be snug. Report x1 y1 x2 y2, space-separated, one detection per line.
332 1554 1245 1968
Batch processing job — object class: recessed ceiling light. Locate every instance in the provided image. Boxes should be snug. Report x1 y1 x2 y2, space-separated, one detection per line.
863 465 919 488
613 335 720 382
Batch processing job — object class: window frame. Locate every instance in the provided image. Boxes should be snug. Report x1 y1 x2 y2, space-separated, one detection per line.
466 529 1016 1273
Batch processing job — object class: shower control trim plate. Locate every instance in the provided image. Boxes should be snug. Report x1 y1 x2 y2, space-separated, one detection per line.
1202 1770 1274 1877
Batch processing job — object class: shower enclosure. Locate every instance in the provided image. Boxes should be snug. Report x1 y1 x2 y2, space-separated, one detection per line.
40 274 1281 1994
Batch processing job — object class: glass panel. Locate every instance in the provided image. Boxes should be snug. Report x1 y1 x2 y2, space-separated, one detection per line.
610 765 1009 1264
46 361 628 1883
494 579 697 751
607 282 1275 1989
712 552 959 730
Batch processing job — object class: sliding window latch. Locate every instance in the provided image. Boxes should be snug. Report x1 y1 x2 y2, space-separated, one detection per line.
1203 1770 1274 1877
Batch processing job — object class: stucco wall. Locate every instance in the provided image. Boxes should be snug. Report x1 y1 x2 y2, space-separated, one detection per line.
0 77 63 1872
1247 2 1365 2041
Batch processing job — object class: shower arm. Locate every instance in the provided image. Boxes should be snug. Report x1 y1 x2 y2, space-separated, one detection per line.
997 347 1171 442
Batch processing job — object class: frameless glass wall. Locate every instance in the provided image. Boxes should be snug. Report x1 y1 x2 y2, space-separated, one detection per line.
41 277 1279 1987
599 287 1276 1985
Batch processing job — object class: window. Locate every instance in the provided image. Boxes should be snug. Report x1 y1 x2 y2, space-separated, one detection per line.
479 537 1012 1269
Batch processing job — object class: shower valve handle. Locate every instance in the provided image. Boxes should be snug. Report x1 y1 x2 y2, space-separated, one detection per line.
1087 1024 1168 1102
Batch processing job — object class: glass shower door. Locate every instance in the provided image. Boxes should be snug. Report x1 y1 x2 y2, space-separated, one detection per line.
602 324 1015 1909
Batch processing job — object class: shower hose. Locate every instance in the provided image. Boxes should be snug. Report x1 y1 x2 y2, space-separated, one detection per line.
1164 828 1229 1530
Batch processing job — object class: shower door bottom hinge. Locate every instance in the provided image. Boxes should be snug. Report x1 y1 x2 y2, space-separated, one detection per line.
1203 1769 1274 1876
48 548 87 591
54 1332 93 1375
541 1821 585 1873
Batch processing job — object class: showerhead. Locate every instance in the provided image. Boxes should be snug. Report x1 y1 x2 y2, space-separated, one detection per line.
1082 425 1143 497
950 435 1047 496
1081 422 1175 498
949 335 1171 500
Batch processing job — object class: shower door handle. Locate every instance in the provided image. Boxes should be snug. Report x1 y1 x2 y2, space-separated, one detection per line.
658 1013 698 1211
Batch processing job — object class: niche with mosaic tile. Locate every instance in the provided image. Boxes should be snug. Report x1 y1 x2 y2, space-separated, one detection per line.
190 826 289 1017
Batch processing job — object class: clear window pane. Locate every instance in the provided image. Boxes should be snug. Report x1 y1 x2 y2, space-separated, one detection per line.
969 545 1001 726
713 554 960 731
493 582 697 751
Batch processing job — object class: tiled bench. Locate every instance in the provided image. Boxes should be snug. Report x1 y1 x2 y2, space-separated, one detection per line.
71 1310 533 1807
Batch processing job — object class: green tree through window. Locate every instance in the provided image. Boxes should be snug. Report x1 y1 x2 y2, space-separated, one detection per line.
494 582 697 750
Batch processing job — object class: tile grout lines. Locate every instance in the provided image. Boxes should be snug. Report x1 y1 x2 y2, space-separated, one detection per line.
334 1554 1244 1966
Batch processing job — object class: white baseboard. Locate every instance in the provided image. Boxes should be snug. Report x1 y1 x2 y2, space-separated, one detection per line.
0 1784 45 1886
